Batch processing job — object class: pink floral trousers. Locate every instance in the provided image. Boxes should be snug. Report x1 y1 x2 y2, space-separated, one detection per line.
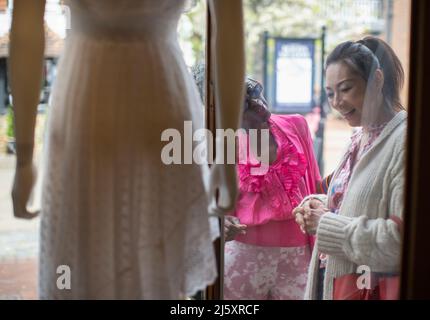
224 241 311 300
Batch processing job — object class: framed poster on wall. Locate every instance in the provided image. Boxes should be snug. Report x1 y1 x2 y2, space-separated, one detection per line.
272 38 316 114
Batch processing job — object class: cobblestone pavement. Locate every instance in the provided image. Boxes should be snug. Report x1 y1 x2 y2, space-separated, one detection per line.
0 258 37 300
0 116 352 300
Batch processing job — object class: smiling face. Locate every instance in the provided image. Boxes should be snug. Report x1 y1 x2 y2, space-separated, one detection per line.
325 62 368 127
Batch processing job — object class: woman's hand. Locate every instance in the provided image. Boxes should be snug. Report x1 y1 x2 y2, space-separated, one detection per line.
293 206 307 234
12 162 39 219
224 215 247 242
293 199 327 235
302 211 324 236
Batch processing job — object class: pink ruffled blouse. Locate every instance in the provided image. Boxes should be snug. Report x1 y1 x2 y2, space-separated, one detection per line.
233 114 321 247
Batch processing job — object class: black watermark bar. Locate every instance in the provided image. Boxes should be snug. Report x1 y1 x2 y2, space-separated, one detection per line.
0 300 423 319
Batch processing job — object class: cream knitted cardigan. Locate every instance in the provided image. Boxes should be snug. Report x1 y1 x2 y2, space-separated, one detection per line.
304 111 407 300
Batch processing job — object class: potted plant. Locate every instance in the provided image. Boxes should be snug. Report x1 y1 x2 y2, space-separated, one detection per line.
6 106 16 154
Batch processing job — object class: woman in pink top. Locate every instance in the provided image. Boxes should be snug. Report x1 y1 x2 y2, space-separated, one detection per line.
223 79 321 300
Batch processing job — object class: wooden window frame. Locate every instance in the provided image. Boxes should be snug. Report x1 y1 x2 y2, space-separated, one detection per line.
401 0 430 300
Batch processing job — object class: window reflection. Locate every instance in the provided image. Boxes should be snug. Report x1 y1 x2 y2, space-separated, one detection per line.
221 0 410 300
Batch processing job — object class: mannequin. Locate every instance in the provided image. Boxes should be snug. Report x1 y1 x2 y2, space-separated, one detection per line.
10 0 45 219
207 0 244 214
10 0 244 299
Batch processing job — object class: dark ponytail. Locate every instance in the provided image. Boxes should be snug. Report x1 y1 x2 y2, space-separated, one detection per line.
326 36 405 111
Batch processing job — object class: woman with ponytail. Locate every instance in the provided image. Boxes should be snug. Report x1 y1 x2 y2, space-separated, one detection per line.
293 37 406 300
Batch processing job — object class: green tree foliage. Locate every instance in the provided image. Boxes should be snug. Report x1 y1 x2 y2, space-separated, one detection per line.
6 106 14 139
180 0 385 79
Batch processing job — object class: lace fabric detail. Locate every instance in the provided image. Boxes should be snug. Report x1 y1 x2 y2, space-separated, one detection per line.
67 0 185 17
39 0 217 299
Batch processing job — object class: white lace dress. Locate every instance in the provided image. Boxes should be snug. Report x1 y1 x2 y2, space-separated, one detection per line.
39 0 218 299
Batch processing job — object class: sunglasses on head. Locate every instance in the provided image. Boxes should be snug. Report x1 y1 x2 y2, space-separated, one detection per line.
246 78 264 100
